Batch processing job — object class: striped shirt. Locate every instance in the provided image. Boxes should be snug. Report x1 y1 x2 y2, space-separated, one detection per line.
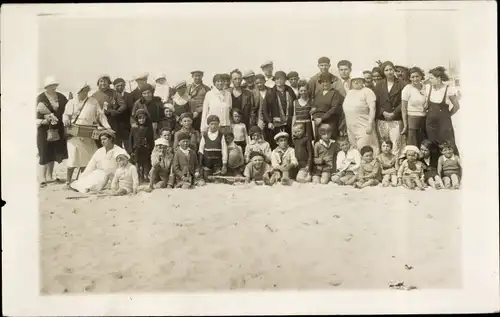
294 99 312 123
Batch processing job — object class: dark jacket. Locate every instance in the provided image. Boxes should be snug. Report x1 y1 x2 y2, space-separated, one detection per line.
373 79 406 121
228 87 256 129
262 85 297 126
186 83 211 114
131 96 165 125
93 88 127 136
129 121 155 151
311 88 344 123
172 148 199 178
293 135 313 170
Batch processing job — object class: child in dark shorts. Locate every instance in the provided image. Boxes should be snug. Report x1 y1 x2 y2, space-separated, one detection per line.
419 139 444 189
437 141 462 189
198 115 228 182
129 109 154 182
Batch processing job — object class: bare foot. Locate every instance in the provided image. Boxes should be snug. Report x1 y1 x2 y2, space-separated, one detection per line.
452 184 460 190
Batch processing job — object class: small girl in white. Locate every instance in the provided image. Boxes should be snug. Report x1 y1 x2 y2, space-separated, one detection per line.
110 152 139 195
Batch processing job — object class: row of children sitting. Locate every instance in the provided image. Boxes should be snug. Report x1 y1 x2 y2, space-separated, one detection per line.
110 112 462 195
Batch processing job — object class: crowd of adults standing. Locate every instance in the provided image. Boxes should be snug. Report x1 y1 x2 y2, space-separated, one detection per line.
36 56 461 189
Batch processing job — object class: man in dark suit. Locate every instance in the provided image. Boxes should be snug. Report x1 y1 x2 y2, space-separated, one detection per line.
130 73 150 105
113 77 134 153
228 69 256 130
262 71 297 147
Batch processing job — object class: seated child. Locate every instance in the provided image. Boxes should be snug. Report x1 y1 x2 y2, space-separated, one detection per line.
173 112 200 151
158 103 180 133
312 123 339 184
244 151 272 185
146 137 174 192
354 145 381 189
397 145 425 190
437 141 462 189
110 152 139 195
129 109 154 183
224 131 245 176
377 139 399 187
420 139 444 189
270 131 298 186
172 132 200 189
292 123 313 183
245 126 272 164
198 115 228 182
331 136 360 185
231 109 249 154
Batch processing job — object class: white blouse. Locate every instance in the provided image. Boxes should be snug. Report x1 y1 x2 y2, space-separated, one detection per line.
200 88 232 131
425 84 457 107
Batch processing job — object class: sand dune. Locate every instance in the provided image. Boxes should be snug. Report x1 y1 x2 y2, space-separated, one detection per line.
40 162 461 293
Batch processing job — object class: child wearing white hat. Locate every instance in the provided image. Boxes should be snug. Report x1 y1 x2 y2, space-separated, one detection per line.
397 145 425 190
110 152 139 195
145 138 174 192
270 131 298 185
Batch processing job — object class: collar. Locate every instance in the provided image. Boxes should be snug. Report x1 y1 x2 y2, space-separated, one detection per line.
207 130 219 137
179 147 191 155
275 146 290 154
319 139 335 147
442 155 456 161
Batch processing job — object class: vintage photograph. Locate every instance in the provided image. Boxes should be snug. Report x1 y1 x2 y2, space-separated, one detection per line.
37 7 464 293
1 2 499 315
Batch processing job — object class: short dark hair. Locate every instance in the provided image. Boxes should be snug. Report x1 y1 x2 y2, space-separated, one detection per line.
337 60 352 69
337 136 349 143
409 67 425 79
224 131 235 139
360 145 374 156
439 140 455 152
230 69 242 77
429 66 450 81
381 139 393 149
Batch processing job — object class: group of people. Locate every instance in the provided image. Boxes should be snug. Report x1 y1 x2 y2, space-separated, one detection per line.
36 56 462 195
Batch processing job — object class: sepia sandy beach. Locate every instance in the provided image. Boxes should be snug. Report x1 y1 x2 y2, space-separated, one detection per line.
39 161 461 294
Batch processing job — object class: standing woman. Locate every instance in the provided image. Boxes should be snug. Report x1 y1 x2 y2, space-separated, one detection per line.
401 67 428 147
63 83 112 187
371 67 383 87
171 80 191 118
343 72 380 156
374 61 406 156
425 66 461 150
200 74 232 134
36 76 68 187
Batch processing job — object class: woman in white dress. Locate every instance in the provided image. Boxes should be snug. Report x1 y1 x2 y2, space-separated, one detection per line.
342 72 380 156
63 83 112 187
69 130 127 193
200 74 232 133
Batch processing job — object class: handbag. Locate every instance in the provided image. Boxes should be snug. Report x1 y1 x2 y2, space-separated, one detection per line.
47 126 60 142
65 98 99 139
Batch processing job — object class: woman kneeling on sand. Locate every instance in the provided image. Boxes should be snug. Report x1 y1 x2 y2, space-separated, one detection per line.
69 130 128 193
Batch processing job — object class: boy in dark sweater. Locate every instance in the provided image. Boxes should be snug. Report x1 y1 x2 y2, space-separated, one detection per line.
198 115 228 183
129 109 155 182
292 123 313 183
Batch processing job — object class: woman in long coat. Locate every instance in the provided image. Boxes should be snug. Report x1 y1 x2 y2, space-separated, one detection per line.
36 76 68 187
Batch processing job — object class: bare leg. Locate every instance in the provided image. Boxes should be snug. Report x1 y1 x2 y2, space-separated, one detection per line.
390 174 398 187
46 162 55 181
382 174 390 187
270 171 281 185
296 169 307 183
263 173 271 186
427 177 437 189
312 175 321 184
404 177 415 190
343 174 357 186
434 176 444 189
39 164 48 186
66 167 75 187
365 179 379 187
443 176 452 189
281 171 291 185
414 178 425 190
331 174 342 185
320 172 330 185
451 174 460 189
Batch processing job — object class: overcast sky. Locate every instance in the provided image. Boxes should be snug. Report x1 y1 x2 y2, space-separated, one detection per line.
38 7 459 94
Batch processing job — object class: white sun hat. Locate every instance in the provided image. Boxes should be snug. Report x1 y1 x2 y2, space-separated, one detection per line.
154 138 169 147
155 73 167 81
43 76 59 89
77 82 90 94
351 71 366 80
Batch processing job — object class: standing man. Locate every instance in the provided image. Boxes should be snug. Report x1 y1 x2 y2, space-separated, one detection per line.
228 69 256 130
363 70 376 91
287 71 300 97
395 65 410 84
261 61 275 89
187 70 211 131
93 75 127 148
113 77 134 152
333 60 353 137
333 60 353 97
130 73 150 105
242 70 256 91
308 56 340 98
262 71 297 147
252 74 269 133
